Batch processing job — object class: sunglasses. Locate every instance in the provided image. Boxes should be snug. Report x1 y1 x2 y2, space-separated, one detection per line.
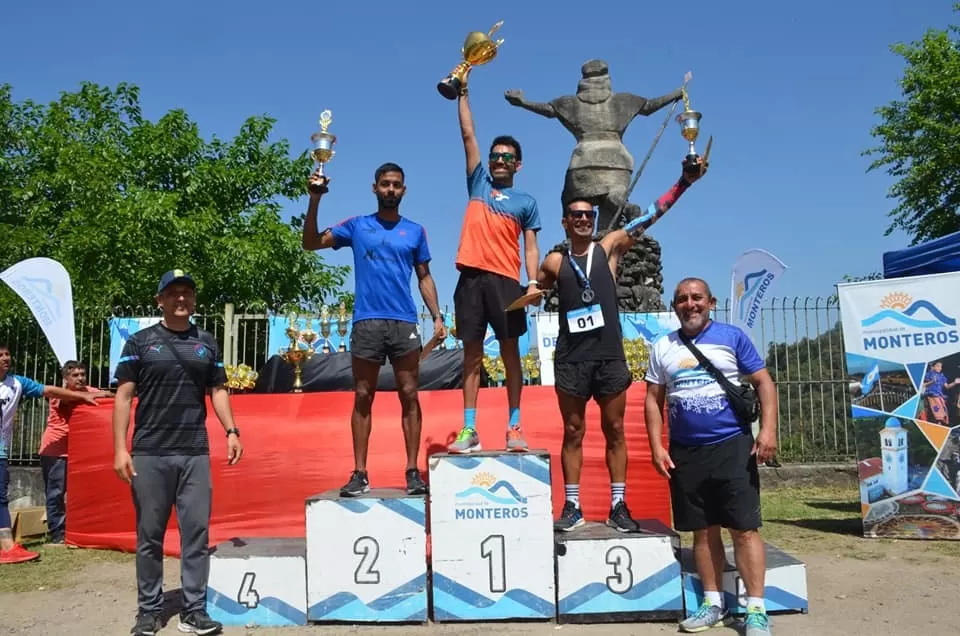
489 151 517 163
566 209 596 219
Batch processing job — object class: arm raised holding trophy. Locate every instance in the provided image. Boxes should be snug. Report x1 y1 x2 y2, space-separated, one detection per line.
301 112 437 497
439 21 544 455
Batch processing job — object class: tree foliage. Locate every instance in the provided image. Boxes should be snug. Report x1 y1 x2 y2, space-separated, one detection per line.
864 5 960 244
0 81 349 318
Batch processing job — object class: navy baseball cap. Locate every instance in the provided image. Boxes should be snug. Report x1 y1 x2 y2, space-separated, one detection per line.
157 269 196 294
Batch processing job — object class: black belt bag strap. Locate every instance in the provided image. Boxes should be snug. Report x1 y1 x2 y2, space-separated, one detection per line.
677 329 761 426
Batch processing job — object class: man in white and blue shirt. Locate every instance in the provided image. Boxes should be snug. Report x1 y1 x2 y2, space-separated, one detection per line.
644 278 778 636
0 344 99 565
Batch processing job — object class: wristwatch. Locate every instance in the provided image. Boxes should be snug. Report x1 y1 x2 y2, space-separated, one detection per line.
225 427 240 438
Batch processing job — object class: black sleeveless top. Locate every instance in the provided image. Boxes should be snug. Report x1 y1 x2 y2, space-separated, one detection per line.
554 243 625 362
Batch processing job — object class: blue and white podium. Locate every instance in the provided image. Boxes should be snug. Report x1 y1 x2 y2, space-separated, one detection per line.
680 542 809 616
305 488 428 623
555 519 684 623
205 537 308 626
429 451 556 622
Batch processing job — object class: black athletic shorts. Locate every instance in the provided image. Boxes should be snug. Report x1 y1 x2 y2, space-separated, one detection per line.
453 267 528 342
350 319 421 365
668 431 762 532
554 359 632 401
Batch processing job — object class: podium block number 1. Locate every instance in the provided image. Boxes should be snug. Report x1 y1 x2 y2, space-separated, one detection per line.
480 535 506 593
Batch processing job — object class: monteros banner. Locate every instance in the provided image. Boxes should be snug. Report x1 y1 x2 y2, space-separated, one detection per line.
838 271 960 541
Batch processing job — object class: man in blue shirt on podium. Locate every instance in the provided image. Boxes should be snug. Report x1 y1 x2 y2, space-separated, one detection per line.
302 163 445 498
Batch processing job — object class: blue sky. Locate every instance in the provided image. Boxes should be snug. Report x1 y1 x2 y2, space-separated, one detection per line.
4 1 955 313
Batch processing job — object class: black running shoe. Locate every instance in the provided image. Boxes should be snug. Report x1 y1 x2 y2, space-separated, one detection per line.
177 610 223 635
406 468 428 495
131 612 161 636
340 470 370 497
554 500 586 532
606 500 640 532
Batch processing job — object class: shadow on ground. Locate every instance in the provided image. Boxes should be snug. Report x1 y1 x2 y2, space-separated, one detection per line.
772 518 863 536
805 500 860 513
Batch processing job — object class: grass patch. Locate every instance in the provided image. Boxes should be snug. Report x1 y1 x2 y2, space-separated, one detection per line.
0 538 132 594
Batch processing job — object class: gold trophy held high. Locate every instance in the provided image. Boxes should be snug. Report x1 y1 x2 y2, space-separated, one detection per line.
437 21 505 100
676 80 712 178
310 110 337 178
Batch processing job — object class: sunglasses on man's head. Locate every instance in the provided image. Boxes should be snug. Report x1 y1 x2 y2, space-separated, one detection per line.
489 151 516 163
566 209 596 219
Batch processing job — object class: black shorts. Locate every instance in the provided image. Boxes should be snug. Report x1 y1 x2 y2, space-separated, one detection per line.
350 319 421 365
554 359 632 401
453 267 528 342
668 432 761 532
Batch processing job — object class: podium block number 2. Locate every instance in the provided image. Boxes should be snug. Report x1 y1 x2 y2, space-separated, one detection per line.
480 534 506 593
238 572 261 609
353 536 381 585
605 546 634 594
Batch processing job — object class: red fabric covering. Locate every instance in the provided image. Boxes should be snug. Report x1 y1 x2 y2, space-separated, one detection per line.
66 385 670 556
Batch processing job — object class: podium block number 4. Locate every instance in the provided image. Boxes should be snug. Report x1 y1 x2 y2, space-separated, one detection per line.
353 536 381 585
480 535 506 593
605 546 634 595
238 572 261 609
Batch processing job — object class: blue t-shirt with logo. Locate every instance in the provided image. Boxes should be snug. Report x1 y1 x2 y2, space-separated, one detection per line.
329 213 430 324
645 321 765 445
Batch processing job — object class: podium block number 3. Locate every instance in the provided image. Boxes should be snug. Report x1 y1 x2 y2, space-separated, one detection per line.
354 536 381 585
480 535 506 593
605 546 633 594
238 572 261 609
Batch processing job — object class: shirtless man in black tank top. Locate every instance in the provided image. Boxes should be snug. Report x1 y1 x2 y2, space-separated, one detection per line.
535 155 707 532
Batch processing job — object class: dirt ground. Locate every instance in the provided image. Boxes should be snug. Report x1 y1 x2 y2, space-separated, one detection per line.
0 549 950 635
2 487 953 635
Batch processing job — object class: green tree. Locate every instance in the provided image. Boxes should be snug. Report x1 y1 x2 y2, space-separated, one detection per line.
864 5 960 244
0 81 348 315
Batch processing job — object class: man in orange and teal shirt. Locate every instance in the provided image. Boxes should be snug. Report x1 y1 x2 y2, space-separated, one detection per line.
448 72 542 454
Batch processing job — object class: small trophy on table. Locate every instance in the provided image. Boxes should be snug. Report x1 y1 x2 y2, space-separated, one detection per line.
279 312 316 393
320 305 332 354
337 302 348 352
437 21 505 99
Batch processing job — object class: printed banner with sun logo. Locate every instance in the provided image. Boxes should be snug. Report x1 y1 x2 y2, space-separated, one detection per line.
838 272 960 540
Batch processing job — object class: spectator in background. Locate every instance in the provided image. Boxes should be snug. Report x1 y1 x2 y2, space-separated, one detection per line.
38 361 110 545
0 345 100 565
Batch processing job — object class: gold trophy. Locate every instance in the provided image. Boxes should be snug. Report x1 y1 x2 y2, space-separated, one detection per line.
437 21 505 100
279 313 315 393
337 302 348 352
676 84 711 178
310 110 337 177
320 305 332 354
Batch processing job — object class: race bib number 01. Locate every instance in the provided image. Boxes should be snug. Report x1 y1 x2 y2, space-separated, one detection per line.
566 305 604 334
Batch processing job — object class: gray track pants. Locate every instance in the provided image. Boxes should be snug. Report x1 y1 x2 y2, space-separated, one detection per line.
131 454 212 615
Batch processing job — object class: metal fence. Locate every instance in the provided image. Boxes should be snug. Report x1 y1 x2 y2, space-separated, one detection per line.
5 296 855 465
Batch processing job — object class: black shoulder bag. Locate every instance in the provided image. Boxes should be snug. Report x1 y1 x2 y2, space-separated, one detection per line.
676 330 761 426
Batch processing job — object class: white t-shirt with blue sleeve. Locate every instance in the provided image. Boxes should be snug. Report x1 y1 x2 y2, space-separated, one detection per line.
645 321 765 446
0 374 45 459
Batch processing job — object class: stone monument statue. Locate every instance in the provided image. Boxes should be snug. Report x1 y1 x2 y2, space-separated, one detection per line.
505 59 685 312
